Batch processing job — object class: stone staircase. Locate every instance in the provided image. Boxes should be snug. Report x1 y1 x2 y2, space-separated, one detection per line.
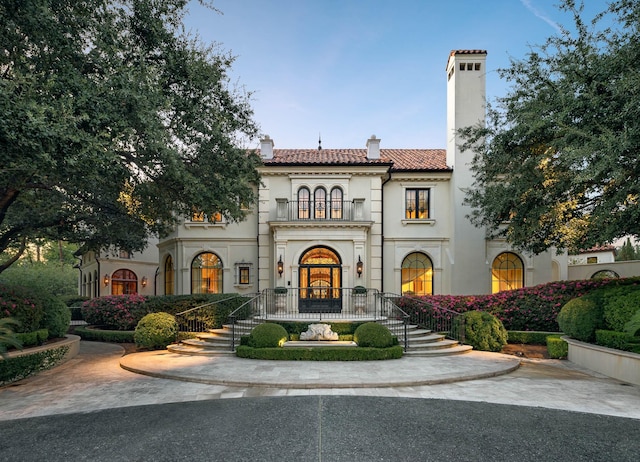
168 319 472 356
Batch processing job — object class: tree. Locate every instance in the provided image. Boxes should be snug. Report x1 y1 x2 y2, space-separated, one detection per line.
460 0 640 254
616 237 639 261
0 0 261 274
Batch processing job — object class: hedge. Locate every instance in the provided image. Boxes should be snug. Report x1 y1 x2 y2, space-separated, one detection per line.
0 344 70 385
546 336 568 359
74 326 135 343
508 331 563 345
235 345 403 360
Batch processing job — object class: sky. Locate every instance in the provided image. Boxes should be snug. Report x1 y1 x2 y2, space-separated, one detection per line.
183 0 613 150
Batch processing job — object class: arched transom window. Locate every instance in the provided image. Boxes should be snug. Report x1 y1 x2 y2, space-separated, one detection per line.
491 252 524 293
191 252 223 294
112 269 138 295
401 252 433 295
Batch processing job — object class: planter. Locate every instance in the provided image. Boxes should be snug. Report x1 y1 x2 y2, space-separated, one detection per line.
563 336 640 386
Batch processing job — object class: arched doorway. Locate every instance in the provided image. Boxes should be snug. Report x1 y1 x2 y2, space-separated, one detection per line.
299 246 342 313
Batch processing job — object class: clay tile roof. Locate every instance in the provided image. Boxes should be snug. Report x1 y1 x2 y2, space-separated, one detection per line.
450 49 487 56
262 148 449 171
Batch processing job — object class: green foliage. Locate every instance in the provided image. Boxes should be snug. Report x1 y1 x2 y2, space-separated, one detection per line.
0 262 78 296
247 323 288 348
463 311 507 352
616 238 640 261
0 283 43 333
74 326 135 343
0 318 22 355
557 295 604 342
42 295 71 338
602 287 640 332
272 322 363 336
460 1 640 253
508 331 562 345
353 286 367 295
624 310 640 337
595 330 634 351
0 344 69 385
146 293 247 328
353 322 395 348
15 329 49 348
546 336 568 359
81 295 148 330
134 312 178 350
236 345 403 361
0 0 261 273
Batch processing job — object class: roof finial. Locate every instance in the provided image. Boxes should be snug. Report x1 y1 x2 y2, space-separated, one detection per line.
318 132 322 151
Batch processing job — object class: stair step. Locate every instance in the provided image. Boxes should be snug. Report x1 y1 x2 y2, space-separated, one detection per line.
403 344 473 356
167 343 234 356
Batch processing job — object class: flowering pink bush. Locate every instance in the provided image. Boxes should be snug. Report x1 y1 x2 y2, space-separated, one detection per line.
0 283 43 333
81 295 148 330
397 278 640 332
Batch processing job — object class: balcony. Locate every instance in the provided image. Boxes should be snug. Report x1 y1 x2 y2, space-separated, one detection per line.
274 198 365 222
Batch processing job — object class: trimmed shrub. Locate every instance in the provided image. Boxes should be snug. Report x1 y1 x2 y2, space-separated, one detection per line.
134 312 178 350
595 330 633 351
557 295 604 342
74 326 134 343
353 322 394 348
15 329 49 348
81 294 147 330
463 311 507 352
624 310 640 337
42 295 71 338
236 345 403 360
144 293 247 329
508 331 562 345
603 288 640 332
0 344 70 385
247 323 288 348
546 336 568 359
0 283 43 333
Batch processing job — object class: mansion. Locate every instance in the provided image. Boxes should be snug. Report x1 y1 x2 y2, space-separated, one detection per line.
78 50 618 301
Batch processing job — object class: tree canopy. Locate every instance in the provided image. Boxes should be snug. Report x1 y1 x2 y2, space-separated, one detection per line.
0 0 261 273
461 0 640 254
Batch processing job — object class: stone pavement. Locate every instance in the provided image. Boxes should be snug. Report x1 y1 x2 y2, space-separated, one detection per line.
1 340 639 421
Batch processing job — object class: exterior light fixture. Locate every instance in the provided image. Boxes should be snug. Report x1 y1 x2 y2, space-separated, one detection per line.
356 255 363 277
141 276 148 287
277 255 284 276
103 274 110 286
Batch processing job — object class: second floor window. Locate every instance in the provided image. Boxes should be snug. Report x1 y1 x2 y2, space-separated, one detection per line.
314 187 326 219
298 187 310 219
405 189 429 219
330 187 343 219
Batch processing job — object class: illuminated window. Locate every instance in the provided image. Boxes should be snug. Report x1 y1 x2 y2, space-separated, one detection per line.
191 252 223 294
298 187 310 219
405 189 429 219
586 256 597 264
111 269 138 295
401 252 433 295
330 187 343 219
239 267 250 284
491 252 524 293
314 187 327 219
164 255 174 295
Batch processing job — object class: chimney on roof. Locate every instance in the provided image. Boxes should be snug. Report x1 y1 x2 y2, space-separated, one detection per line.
366 135 380 160
260 135 274 159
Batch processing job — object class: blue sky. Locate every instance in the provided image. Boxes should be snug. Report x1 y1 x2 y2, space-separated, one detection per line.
184 0 612 149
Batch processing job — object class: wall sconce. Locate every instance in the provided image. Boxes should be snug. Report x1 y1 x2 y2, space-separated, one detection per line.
356 255 363 277
277 255 284 276
141 276 148 288
103 274 110 286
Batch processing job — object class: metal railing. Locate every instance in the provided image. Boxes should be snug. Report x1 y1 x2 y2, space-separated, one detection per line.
227 293 262 351
393 295 466 345
378 293 410 351
276 201 355 221
175 295 248 341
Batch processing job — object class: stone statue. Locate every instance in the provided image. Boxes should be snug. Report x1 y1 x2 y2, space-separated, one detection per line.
300 323 339 341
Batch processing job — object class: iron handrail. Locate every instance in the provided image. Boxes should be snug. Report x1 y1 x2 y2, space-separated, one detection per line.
393 294 466 345
174 295 246 342
228 293 262 352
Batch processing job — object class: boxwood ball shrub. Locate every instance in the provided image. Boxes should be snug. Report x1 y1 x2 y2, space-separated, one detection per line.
463 311 507 352
134 312 178 350
353 322 394 348
247 323 288 348
603 288 640 332
557 295 604 342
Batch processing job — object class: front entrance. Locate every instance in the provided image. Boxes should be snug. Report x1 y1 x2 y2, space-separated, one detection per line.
298 246 342 313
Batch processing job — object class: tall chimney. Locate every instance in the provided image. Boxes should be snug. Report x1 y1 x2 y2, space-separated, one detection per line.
260 135 274 159
366 135 380 160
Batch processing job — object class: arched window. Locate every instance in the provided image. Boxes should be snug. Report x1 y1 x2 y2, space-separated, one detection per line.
314 187 327 219
401 252 433 295
165 255 175 295
111 269 138 295
330 187 343 219
191 252 223 294
591 270 619 279
492 252 524 293
298 187 310 219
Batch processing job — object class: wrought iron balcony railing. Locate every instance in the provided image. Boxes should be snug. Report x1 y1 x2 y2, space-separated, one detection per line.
274 199 365 222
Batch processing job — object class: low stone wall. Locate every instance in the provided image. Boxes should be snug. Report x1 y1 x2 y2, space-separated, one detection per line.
563 336 640 386
3 334 80 363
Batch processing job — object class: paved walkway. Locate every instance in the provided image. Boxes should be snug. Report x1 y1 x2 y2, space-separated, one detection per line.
1 340 640 420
